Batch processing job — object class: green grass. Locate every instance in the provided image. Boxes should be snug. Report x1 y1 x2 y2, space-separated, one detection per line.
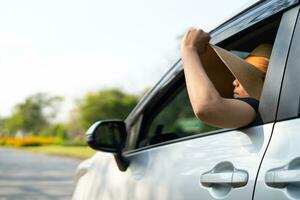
20 145 96 159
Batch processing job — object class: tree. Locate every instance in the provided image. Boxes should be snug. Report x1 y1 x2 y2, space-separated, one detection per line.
77 89 138 129
41 123 68 139
66 107 85 141
0 117 9 136
3 93 63 135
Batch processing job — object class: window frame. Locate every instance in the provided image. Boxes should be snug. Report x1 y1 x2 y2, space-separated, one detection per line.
123 5 299 154
277 6 300 121
259 6 300 122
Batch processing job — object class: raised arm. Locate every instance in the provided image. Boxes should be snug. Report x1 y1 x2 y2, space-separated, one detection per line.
181 28 256 128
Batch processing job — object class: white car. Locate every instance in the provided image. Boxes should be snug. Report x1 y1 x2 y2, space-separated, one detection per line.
72 1 300 199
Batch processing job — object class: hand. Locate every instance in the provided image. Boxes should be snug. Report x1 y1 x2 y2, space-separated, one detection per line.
181 28 211 54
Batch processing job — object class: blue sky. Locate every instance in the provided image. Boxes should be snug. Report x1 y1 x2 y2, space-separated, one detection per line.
0 0 256 121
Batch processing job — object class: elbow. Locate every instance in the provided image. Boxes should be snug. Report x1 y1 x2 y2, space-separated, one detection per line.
192 97 223 120
193 103 212 120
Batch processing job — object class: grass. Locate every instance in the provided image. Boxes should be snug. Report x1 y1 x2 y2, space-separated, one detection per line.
20 145 96 159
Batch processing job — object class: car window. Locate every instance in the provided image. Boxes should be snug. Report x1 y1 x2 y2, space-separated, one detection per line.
135 14 282 149
136 50 250 148
138 85 219 147
136 48 269 148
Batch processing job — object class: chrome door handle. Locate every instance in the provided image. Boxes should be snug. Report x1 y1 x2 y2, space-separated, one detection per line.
200 171 248 188
265 169 300 188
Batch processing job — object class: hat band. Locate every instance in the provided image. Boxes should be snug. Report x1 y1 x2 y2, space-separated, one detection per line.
244 56 269 73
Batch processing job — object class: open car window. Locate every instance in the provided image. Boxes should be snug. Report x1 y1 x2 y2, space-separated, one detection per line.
138 83 220 148
134 49 255 148
134 12 283 149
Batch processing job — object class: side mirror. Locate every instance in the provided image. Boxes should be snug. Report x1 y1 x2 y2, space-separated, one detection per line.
86 120 127 153
86 120 129 171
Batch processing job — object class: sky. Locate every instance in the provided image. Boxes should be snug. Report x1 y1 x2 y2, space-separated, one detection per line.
0 0 256 121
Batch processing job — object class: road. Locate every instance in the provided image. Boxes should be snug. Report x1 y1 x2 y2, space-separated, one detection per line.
0 148 82 200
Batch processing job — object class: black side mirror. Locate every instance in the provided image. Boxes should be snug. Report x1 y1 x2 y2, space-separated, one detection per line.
86 120 127 153
86 120 129 171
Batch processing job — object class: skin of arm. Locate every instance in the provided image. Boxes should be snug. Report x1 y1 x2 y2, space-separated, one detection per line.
181 28 256 128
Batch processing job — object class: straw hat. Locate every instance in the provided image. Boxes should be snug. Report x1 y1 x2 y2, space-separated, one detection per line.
199 44 272 100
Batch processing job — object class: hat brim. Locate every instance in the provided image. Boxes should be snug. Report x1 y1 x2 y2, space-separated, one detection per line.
199 45 265 100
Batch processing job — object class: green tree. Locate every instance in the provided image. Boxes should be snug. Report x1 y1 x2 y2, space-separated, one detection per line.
78 89 138 129
3 93 63 135
41 123 68 139
0 117 8 136
67 107 85 141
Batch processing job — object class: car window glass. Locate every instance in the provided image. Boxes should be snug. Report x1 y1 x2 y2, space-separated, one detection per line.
151 87 218 136
138 84 220 147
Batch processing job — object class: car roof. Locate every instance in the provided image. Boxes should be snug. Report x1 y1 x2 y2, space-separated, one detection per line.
126 0 299 125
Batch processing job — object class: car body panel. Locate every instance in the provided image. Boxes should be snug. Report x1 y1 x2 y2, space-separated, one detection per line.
74 125 273 200
253 119 300 200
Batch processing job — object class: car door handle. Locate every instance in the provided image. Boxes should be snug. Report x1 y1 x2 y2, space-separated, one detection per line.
200 171 248 188
265 169 300 188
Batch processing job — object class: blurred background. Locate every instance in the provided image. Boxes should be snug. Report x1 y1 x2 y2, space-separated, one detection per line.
0 0 256 199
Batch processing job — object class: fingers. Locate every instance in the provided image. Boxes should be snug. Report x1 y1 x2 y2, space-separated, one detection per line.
186 28 201 40
182 27 197 41
187 28 207 37
181 28 211 54
184 28 210 43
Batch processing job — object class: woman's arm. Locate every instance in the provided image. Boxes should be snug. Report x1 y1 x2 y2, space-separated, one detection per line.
181 28 256 128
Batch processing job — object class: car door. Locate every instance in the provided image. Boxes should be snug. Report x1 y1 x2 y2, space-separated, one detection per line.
72 4 298 200
253 5 300 200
